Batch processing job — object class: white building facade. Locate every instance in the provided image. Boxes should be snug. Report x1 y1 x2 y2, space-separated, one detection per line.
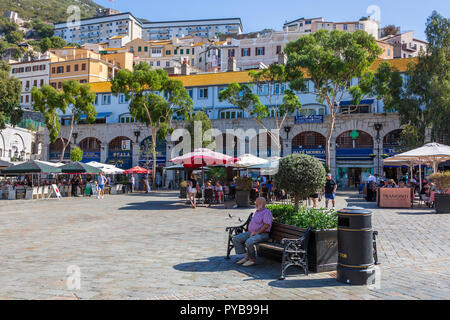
380 31 428 58
142 18 243 40
54 12 143 45
9 55 51 110
41 60 413 188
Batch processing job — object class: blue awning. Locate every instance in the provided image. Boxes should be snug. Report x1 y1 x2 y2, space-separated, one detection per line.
61 112 112 120
337 99 374 106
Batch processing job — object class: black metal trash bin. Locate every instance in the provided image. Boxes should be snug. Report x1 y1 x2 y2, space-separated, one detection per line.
336 206 376 285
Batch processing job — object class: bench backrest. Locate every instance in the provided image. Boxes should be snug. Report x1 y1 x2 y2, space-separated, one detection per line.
269 222 308 244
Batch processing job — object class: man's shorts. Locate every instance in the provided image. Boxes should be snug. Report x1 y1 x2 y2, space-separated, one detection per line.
98 184 105 191
325 193 335 200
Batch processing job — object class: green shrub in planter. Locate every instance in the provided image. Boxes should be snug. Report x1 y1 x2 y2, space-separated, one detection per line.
267 204 338 230
274 154 326 211
429 171 450 193
235 176 253 191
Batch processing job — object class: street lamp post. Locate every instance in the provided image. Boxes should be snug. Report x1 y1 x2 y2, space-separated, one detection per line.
374 123 383 176
284 126 291 149
134 131 141 143
72 132 78 145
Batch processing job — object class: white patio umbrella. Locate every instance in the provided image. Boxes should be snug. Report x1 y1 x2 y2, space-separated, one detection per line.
384 143 450 190
36 160 65 167
234 154 269 168
86 161 124 174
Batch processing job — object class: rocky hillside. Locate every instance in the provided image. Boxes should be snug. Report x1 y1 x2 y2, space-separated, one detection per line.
0 0 104 23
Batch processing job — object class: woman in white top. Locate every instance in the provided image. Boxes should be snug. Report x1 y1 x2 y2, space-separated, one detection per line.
188 180 197 209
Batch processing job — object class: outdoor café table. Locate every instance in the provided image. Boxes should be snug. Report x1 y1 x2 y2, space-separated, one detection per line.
377 187 412 208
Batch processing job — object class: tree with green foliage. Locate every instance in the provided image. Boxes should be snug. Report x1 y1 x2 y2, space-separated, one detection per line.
285 29 390 169
32 80 97 162
0 61 23 130
38 36 67 53
219 64 301 157
383 11 450 147
111 62 193 187
274 154 326 212
33 19 54 39
5 30 23 44
70 147 84 162
185 111 215 150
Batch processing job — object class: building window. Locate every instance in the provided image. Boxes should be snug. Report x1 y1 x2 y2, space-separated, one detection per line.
40 79 44 86
198 88 208 99
174 49 178 55
74 64 79 72
228 49 235 57
180 49 184 55
166 61 170 67
343 24 348 30
82 63 86 71
188 89 193 98
241 48 250 56
256 47 265 56
119 94 128 104
165 50 171 55
58 82 62 89
66 65 71 72
51 67 56 74
186 49 190 54
276 45 282 54
80 79 87 83
144 46 148 52
33 80 37 87
138 46 142 52
102 94 111 105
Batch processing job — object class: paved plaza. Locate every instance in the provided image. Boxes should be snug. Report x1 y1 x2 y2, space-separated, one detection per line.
0 191 449 300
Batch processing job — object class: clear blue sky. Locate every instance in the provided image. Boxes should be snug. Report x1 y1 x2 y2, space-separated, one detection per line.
95 0 449 41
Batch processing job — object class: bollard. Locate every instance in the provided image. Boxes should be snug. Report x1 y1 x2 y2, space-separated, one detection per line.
336 206 376 285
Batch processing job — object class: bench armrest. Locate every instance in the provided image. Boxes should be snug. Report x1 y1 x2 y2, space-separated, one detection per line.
225 213 253 232
281 237 307 249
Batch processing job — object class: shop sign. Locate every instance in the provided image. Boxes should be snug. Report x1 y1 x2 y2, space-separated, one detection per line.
292 148 326 158
107 151 133 169
82 151 101 163
384 148 402 157
378 188 411 208
336 148 374 160
122 140 131 151
294 115 324 124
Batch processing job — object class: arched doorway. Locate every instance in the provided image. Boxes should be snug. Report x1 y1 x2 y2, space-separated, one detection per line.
49 138 71 161
107 136 133 169
291 131 326 159
383 129 402 156
215 133 239 157
335 130 374 189
79 137 101 163
250 133 283 158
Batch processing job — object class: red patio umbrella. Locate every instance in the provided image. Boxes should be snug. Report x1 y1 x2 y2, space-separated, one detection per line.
123 166 152 174
169 148 239 168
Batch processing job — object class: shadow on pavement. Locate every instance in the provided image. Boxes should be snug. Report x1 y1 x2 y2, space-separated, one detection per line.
268 277 344 289
395 210 436 215
173 255 343 288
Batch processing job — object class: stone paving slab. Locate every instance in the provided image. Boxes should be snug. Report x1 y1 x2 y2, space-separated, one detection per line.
0 191 449 300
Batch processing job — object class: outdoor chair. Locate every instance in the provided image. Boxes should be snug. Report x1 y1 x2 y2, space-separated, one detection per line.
204 189 214 206
43 186 49 199
32 187 39 200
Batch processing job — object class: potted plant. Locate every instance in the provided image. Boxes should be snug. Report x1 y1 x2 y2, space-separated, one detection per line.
429 172 450 214
179 181 188 199
264 204 339 273
234 176 253 207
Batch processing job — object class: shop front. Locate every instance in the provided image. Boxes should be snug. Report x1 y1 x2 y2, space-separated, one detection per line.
106 136 133 169
79 137 101 163
291 131 327 160
335 130 374 189
139 137 167 188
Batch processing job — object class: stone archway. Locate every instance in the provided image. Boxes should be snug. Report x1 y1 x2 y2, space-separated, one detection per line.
291 131 326 159
107 136 133 169
79 137 102 163
49 138 71 161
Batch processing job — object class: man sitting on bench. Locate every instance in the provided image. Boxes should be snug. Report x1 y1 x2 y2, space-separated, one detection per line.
232 197 273 267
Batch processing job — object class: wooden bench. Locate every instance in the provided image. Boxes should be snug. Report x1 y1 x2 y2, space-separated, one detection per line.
226 213 313 280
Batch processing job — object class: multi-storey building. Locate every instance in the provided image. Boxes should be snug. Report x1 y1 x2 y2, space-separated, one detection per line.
10 53 53 110
42 58 415 189
125 37 202 70
54 12 143 45
142 18 243 40
283 17 380 39
219 31 302 71
380 31 428 58
48 47 133 89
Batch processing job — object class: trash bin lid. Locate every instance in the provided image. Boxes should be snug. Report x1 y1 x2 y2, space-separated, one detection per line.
338 206 372 214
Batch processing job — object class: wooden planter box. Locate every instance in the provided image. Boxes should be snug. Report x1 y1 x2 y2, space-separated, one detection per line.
235 190 250 207
435 194 450 214
257 223 338 273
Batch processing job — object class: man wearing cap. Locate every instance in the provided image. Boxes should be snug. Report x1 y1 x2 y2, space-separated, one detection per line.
324 173 337 209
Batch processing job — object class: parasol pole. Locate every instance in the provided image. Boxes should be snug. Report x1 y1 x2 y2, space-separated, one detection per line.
419 159 422 191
